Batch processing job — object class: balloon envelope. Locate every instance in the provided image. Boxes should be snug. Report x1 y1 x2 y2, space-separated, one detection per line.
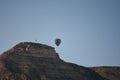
55 39 61 46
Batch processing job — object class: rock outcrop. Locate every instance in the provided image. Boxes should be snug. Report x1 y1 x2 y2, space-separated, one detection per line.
1 42 59 58
0 42 108 80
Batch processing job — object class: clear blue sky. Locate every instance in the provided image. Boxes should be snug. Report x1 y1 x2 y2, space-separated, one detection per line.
0 0 120 67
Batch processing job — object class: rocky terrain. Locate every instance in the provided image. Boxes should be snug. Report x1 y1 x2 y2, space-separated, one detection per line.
0 42 110 80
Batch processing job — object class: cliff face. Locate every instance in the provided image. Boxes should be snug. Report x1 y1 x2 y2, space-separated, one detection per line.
0 42 108 80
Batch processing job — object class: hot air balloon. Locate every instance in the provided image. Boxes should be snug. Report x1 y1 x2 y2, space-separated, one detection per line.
55 38 61 46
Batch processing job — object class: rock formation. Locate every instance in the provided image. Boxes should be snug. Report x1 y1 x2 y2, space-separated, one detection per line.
0 42 108 80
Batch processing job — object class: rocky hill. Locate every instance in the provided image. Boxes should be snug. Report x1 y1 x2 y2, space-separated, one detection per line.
0 42 108 80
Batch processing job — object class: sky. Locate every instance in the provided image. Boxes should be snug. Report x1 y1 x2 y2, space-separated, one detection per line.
0 0 120 67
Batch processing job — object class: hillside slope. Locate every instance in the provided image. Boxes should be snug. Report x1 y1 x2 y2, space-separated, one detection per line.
90 66 120 80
